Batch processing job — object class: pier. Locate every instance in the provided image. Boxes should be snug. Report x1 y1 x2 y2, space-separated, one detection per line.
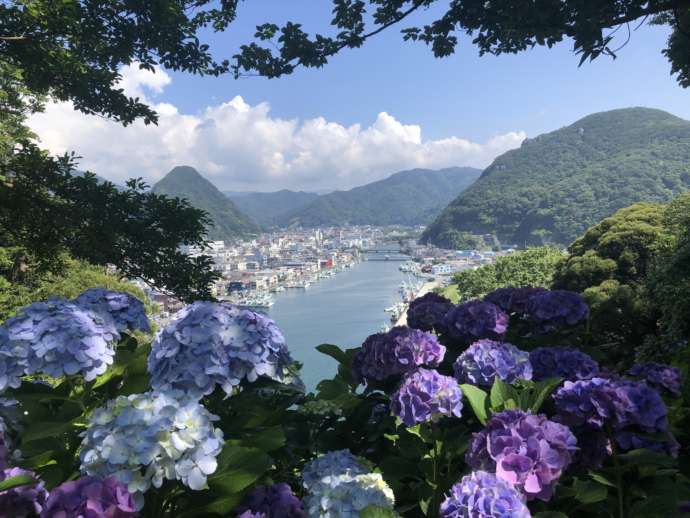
394 279 442 327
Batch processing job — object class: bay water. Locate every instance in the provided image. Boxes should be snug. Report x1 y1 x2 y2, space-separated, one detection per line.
269 260 405 390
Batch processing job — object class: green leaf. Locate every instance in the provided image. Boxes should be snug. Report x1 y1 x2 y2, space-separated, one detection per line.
0 474 38 492
237 426 285 452
360 505 398 518
529 377 562 412
316 378 350 400
617 449 677 468
534 513 569 518
574 479 608 504
460 384 488 424
21 420 78 443
588 471 616 487
489 377 516 410
316 344 349 364
179 494 244 517
207 444 272 495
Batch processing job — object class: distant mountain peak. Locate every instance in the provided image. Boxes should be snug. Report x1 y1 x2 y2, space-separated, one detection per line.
152 166 260 240
422 107 690 247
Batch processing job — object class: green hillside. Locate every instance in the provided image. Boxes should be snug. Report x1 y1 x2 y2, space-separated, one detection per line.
152 166 260 241
422 108 690 247
283 167 482 227
226 190 319 227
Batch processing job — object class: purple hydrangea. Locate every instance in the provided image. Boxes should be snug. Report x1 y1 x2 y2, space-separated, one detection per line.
406 292 454 333
439 470 530 518
442 301 509 344
42 476 137 517
390 368 463 427
466 409 577 501
627 362 682 396
529 347 599 381
352 326 445 384
553 377 677 455
74 288 150 334
149 302 294 398
453 339 532 387
235 483 305 518
484 287 547 316
525 290 589 333
0 467 48 517
1 299 119 384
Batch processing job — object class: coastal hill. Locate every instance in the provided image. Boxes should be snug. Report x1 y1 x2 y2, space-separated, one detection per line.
280 167 482 228
152 166 260 241
225 190 319 227
422 107 690 247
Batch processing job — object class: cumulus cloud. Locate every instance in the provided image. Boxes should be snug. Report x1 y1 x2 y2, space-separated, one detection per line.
29 65 526 191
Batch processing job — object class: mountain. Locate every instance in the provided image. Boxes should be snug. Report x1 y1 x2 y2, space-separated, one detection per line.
152 166 260 240
225 190 319 227
282 167 482 227
422 108 690 247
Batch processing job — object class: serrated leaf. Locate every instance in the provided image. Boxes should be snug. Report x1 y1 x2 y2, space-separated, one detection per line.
574 479 608 504
529 377 562 412
588 471 616 487
316 343 348 364
460 384 488 424
208 444 272 495
490 377 516 410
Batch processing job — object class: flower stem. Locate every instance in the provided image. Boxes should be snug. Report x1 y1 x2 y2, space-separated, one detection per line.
613 452 624 518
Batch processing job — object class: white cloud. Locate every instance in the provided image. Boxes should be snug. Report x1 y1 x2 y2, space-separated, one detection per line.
28 65 526 191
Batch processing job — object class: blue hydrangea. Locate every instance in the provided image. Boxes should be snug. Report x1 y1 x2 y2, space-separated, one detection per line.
440 470 531 518
453 339 533 387
74 288 150 334
627 362 682 396
148 302 294 398
79 391 223 509
390 368 463 427
1 299 119 383
529 347 599 381
301 450 395 517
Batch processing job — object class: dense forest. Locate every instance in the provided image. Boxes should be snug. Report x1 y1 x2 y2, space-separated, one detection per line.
226 190 320 228
284 167 481 227
422 108 690 246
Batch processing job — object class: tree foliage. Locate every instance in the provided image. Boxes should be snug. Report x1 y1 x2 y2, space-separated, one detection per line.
0 0 240 125
0 145 219 302
234 1 690 87
0 247 150 321
451 246 563 302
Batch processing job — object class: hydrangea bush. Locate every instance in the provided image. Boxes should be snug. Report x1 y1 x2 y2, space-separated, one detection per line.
453 339 532 387
352 326 445 385
0 286 686 517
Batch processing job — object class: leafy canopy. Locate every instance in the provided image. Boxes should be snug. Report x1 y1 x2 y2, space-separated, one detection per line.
234 1 690 87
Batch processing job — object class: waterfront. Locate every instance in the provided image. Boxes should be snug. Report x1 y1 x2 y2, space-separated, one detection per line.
269 260 404 390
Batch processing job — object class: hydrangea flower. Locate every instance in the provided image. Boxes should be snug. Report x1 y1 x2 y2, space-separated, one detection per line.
525 290 589 333
235 483 305 518
42 476 137 517
627 362 682 396
390 368 463 427
529 347 599 381
406 292 453 333
442 301 509 344
0 467 48 517
484 287 547 316
352 326 445 384
1 299 119 383
79 391 223 508
453 339 532 387
148 302 293 398
553 377 677 455
440 470 531 518
74 288 150 334
466 409 577 501
301 450 394 518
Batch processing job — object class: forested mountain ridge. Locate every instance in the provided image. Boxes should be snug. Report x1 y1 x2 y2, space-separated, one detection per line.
152 166 260 240
225 190 319 227
282 167 482 227
422 107 690 247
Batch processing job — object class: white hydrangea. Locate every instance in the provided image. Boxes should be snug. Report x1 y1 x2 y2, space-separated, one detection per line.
79 391 223 508
302 450 395 518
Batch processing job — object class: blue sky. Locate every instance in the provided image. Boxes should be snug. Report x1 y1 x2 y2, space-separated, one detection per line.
29 2 690 191
164 1 687 142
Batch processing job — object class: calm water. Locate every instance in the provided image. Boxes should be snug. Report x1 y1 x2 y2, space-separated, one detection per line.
269 261 404 390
